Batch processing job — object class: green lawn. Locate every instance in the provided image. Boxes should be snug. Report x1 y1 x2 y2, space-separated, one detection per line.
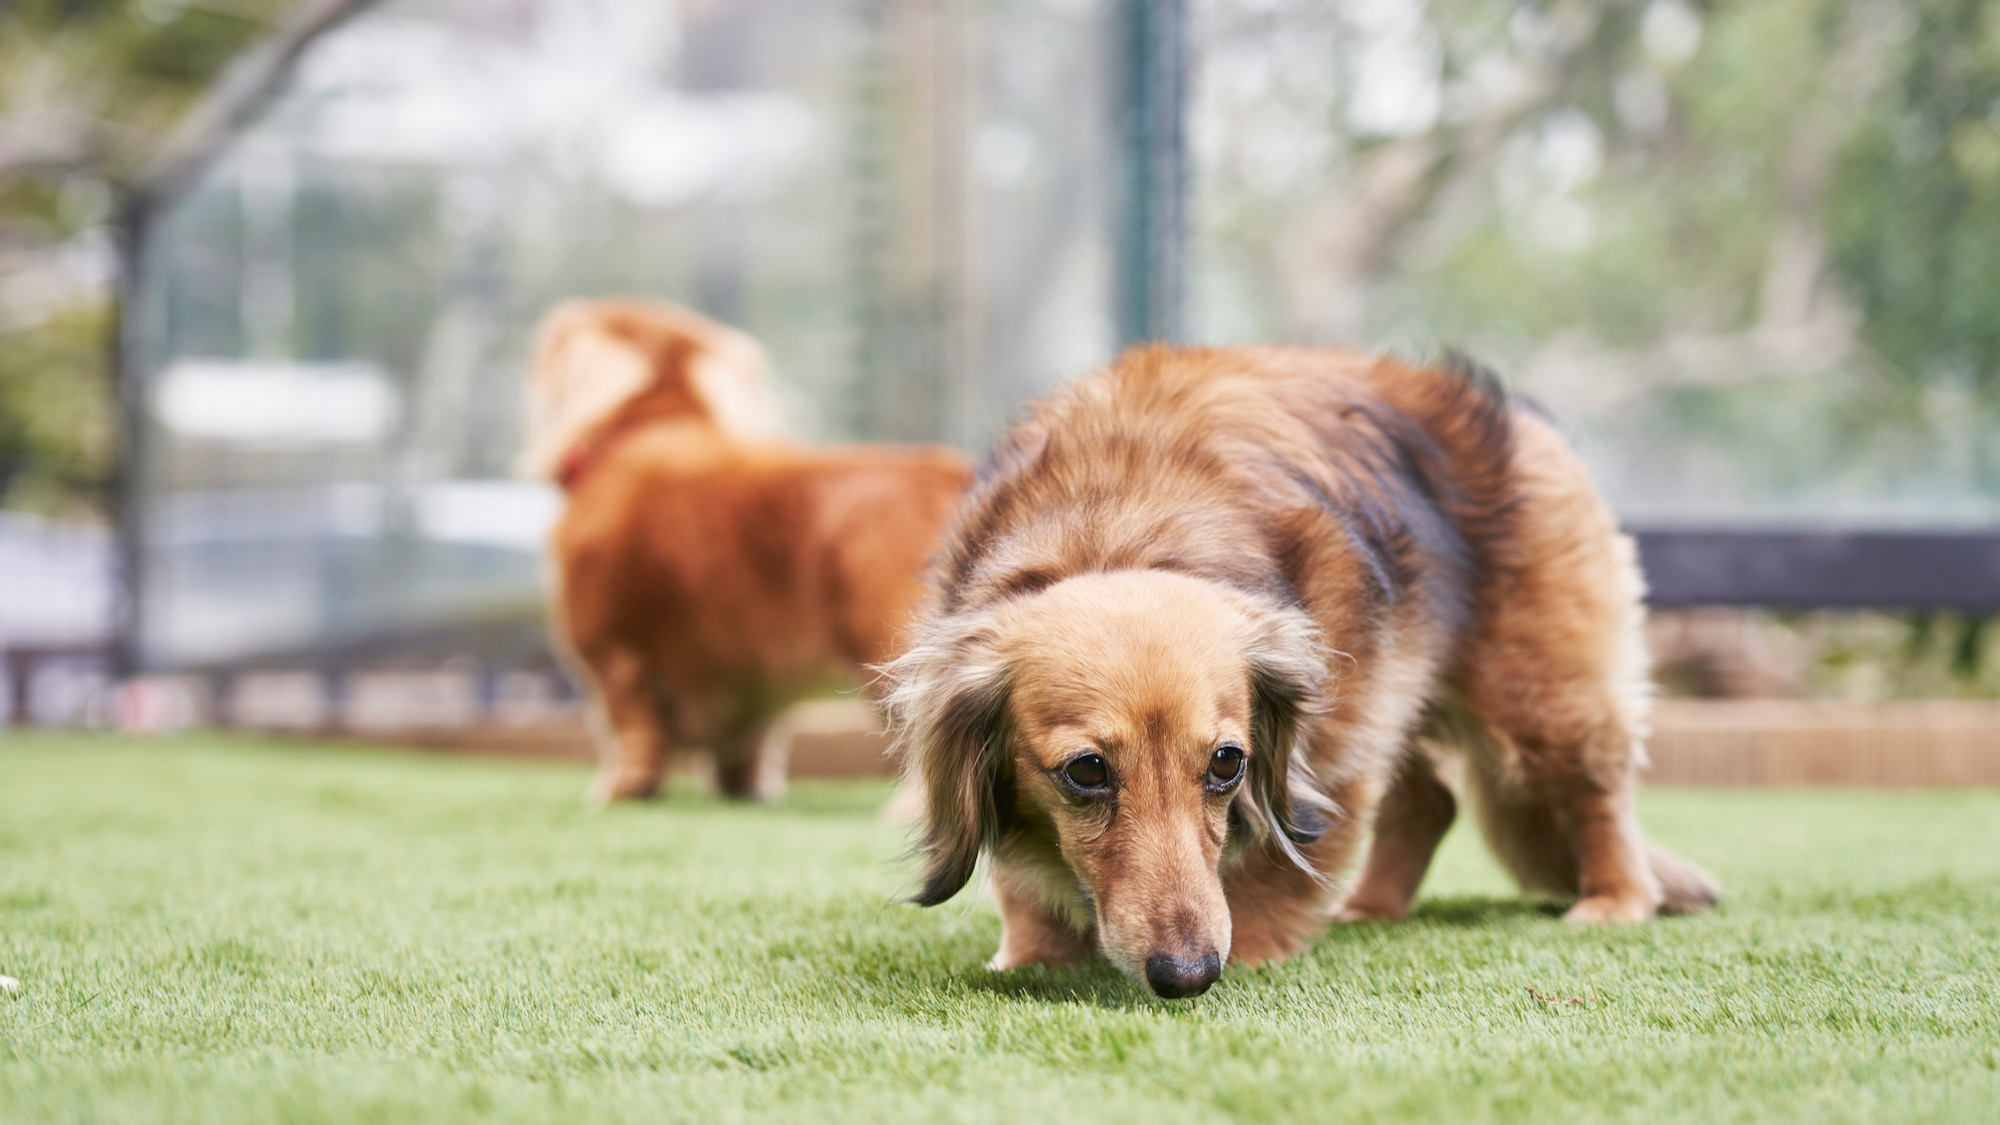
3 735 1998 1124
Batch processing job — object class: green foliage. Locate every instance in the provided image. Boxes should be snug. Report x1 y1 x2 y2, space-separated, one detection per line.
1827 0 2000 490
5 736 2000 1123
0 0 290 516
0 2 273 174
1802 610 2000 698
0 302 113 514
1202 0 2000 526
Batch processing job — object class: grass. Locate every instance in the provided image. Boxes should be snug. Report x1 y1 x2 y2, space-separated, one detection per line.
3 735 1999 1124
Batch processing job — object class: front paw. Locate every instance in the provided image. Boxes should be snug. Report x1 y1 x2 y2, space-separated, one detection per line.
1563 893 1659 924
988 942 1090 971
588 767 663 806
1226 929 1309 968
1330 892 1411 923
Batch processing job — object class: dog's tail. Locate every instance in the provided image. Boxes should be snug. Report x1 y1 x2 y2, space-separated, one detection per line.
515 299 783 484
1649 841 1722 914
1363 351 1524 576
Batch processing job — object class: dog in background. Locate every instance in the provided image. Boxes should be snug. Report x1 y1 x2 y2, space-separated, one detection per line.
885 345 1718 999
522 299 973 803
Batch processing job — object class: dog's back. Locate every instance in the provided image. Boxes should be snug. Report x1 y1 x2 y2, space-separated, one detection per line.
556 430 971 686
937 345 1520 636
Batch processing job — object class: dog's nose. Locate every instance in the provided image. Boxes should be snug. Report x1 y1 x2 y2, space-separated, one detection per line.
1143 951 1222 999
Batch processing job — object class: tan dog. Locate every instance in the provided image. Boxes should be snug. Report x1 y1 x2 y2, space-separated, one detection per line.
524 299 973 803
884 345 1717 998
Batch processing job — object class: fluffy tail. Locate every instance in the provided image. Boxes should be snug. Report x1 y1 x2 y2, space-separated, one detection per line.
1649 842 1721 914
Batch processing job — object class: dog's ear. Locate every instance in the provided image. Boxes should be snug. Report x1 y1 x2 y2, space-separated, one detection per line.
881 622 1013 906
682 332 785 443
1236 604 1336 868
517 302 787 481
516 304 654 479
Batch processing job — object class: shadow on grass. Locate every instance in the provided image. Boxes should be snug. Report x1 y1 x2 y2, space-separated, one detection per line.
1404 895 1566 927
933 897 1570 1010
958 962 1155 1009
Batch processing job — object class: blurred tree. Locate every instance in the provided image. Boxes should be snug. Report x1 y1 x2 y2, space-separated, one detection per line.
1199 0 2000 524
1195 0 2000 694
1828 0 2000 486
0 0 320 516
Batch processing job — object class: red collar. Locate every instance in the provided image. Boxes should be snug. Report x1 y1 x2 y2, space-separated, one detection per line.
555 419 639 491
555 442 600 490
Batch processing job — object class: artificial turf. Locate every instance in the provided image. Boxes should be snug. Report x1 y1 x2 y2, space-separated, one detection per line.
2 734 1997 1124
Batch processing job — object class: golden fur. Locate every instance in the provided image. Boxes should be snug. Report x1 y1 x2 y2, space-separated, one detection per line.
884 345 1718 998
526 299 973 802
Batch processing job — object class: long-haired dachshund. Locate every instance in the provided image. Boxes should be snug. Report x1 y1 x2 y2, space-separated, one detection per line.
884 346 1717 998
523 299 972 803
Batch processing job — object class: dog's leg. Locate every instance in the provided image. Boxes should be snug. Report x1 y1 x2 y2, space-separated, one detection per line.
1332 751 1456 922
1458 743 1574 897
1457 637 1720 922
1459 632 1720 921
1222 849 1328 965
1455 414 1718 920
714 718 785 803
583 647 669 804
989 865 1094 970
1464 751 1689 923
1223 772 1377 963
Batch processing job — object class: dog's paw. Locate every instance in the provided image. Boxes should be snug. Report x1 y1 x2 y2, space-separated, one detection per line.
1226 929 1310 968
1330 898 1408 924
1562 893 1658 924
587 769 663 806
987 947 1084 971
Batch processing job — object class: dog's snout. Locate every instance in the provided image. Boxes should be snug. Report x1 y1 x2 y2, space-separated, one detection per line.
1143 951 1222 999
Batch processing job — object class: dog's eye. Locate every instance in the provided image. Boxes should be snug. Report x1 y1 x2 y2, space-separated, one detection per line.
1208 744 1245 788
1061 754 1110 792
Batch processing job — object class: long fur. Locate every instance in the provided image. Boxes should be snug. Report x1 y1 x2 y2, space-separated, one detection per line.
884 344 1718 993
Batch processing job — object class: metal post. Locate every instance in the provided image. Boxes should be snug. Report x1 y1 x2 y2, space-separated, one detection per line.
108 0 384 683
1115 0 1188 347
109 202 152 681
849 0 896 440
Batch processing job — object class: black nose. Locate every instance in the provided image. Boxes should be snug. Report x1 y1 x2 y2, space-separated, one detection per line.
1143 951 1222 999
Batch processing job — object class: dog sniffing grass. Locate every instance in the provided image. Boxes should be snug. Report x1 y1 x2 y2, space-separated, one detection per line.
888 348 1713 998
5 733 1999 1124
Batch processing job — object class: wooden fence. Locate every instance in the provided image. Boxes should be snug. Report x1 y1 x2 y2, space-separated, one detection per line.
1644 700 2000 786
331 698 2000 787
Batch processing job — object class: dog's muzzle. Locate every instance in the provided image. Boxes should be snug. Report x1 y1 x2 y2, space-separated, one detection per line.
1143 951 1222 999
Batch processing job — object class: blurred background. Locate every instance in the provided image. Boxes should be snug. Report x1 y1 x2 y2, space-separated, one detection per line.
2 0 1997 758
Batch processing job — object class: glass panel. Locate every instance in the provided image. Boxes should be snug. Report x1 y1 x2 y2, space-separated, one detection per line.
131 0 1126 669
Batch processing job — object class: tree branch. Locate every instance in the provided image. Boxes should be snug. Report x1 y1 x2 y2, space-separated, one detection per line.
123 0 384 225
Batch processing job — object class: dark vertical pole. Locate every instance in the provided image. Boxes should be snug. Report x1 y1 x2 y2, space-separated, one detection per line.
849 0 895 439
5 650 31 726
1115 0 1187 347
686 1 753 327
931 0 972 448
109 201 152 681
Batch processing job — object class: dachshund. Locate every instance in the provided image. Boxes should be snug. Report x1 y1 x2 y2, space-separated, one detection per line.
884 345 1718 998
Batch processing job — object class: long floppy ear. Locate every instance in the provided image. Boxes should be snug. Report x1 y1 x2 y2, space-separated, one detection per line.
517 301 786 481
1234 603 1336 871
516 303 654 479
880 621 1014 906
682 328 785 443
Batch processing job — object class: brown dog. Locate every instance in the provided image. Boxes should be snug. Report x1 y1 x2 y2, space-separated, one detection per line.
523 299 973 803
884 345 1718 998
